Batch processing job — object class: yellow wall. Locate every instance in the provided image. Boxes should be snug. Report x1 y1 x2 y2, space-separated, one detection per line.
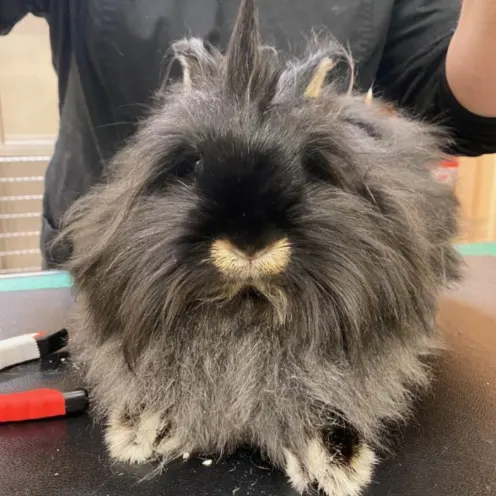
0 15 58 141
0 15 56 272
456 155 496 243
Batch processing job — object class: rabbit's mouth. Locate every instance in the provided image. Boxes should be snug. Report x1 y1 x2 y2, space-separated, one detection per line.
198 239 292 325
209 237 291 281
209 278 290 327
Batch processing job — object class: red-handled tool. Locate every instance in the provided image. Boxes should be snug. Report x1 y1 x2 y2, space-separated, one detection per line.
0 388 88 423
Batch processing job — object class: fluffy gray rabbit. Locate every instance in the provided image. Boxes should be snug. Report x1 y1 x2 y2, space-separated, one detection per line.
59 0 462 494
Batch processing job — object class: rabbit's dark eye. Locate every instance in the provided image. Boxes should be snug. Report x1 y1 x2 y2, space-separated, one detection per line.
304 155 335 183
303 148 366 194
169 154 201 179
303 150 347 187
145 150 201 193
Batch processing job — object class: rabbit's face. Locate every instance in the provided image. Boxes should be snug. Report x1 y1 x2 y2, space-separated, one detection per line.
61 29 461 364
124 93 356 297
119 98 308 311
163 116 302 284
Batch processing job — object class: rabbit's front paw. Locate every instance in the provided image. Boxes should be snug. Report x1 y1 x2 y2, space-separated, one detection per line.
105 408 165 464
283 439 376 496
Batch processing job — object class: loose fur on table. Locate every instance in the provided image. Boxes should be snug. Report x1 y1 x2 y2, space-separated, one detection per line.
58 1 462 494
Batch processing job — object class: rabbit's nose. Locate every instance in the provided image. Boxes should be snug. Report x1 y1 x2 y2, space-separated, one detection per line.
234 244 257 258
209 238 291 279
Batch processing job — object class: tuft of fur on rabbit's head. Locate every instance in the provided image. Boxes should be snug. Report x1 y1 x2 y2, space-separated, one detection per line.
59 1 462 494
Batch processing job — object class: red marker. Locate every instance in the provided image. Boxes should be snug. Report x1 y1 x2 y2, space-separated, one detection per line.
0 388 88 423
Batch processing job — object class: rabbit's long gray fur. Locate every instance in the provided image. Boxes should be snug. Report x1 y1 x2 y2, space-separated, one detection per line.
59 1 462 494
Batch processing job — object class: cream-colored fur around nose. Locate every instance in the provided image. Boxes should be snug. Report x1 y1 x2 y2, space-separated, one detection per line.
210 238 291 278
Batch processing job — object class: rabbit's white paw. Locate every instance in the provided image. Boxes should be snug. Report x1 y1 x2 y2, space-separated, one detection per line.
283 440 376 496
105 409 164 464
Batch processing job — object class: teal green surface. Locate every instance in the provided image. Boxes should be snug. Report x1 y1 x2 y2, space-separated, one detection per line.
0 271 72 293
0 243 494 293
455 242 496 256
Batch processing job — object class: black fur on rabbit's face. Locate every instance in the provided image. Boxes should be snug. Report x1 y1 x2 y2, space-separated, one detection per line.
60 1 462 494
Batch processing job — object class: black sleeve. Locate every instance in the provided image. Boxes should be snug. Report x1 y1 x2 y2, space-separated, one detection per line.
0 1 49 35
375 0 496 157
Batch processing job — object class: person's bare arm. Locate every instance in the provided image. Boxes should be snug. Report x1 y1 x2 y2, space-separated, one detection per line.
375 0 496 157
446 0 496 117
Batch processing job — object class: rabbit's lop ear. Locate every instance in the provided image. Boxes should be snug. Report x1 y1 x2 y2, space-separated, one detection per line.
275 42 353 102
304 57 336 98
171 38 222 89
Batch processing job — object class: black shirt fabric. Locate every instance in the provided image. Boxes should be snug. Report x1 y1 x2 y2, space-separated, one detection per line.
1 0 496 267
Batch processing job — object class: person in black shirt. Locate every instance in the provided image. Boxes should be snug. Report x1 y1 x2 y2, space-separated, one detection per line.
1 0 496 267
